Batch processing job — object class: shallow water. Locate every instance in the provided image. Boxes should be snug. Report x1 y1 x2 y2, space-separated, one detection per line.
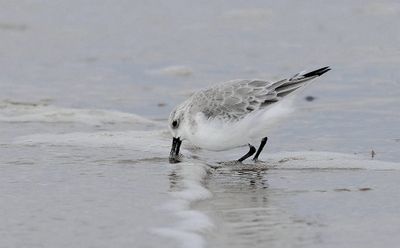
1 0 400 247
200 165 400 248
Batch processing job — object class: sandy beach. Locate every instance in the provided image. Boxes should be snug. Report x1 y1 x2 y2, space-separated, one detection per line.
1 1 400 247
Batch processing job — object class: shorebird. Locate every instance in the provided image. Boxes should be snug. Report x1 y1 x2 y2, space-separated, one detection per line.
168 66 331 163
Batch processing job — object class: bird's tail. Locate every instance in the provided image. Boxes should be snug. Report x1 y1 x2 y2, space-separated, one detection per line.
273 66 331 98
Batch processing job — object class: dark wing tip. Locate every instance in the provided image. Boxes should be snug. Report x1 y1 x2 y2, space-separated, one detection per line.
302 66 331 78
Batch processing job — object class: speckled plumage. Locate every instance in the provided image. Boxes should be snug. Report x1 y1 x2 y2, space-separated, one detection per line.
168 67 330 155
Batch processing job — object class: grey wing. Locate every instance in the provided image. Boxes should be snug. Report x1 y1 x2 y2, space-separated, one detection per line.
192 66 330 121
190 79 283 121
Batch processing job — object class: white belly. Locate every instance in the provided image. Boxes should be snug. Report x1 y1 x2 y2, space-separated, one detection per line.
188 119 251 151
184 103 293 151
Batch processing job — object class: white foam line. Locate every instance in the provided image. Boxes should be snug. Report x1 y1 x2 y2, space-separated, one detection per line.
153 161 213 248
15 130 169 146
14 130 172 160
0 102 160 126
213 151 400 173
270 151 400 170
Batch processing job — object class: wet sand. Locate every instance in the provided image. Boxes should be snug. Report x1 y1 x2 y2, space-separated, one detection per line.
1 0 400 247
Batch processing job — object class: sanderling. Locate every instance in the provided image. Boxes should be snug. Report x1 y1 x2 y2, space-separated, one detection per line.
168 66 331 163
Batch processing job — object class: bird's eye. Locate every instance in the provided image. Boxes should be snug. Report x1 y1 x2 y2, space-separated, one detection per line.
172 120 178 128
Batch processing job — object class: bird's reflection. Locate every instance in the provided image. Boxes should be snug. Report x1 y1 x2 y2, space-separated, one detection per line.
168 163 268 191
168 169 182 191
236 170 269 190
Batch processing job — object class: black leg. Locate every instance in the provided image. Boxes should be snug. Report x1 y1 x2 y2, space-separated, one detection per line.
253 137 268 161
238 144 256 162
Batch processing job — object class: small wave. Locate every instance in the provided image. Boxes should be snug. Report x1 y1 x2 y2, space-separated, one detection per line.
148 65 193 77
117 157 167 164
213 151 400 171
14 130 171 158
357 2 400 16
153 161 213 248
0 22 28 31
0 100 160 127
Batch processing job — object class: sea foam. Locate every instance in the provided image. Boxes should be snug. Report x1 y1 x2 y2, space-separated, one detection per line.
0 100 159 127
153 161 213 248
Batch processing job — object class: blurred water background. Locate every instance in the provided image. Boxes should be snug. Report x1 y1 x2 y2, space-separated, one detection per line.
1 1 400 247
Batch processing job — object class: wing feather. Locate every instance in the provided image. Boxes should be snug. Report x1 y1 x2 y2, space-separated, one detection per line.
189 67 330 121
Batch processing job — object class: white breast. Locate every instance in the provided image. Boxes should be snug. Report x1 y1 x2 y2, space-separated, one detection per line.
183 102 293 151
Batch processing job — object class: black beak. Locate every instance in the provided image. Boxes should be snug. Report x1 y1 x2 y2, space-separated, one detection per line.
169 137 182 163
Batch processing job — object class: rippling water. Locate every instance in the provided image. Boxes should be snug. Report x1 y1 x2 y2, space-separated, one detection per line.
1 0 400 247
